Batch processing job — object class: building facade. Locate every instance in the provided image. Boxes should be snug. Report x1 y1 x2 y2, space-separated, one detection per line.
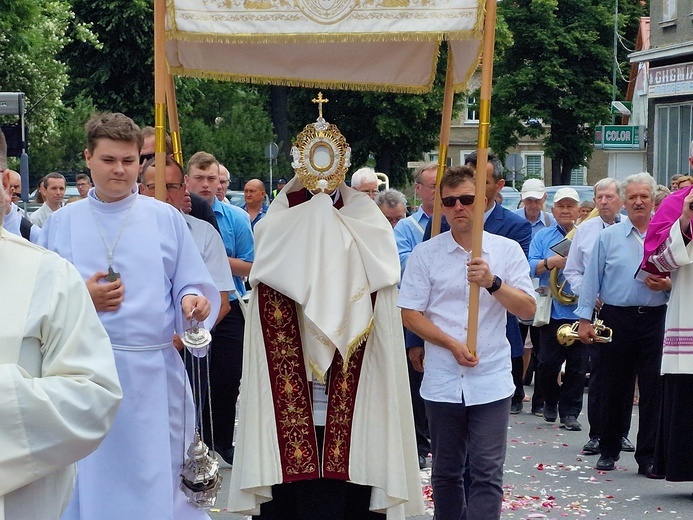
630 0 693 185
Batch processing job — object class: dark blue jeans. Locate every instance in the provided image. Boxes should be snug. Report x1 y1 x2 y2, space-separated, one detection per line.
425 396 510 520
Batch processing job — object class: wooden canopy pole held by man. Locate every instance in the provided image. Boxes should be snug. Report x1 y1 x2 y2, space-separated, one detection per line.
466 0 499 357
430 47 456 240
153 0 168 202
166 74 184 166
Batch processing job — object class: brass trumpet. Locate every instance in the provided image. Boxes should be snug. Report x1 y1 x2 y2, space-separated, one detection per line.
556 319 613 346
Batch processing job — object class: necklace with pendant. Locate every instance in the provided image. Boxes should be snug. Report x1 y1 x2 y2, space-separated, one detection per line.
88 194 137 282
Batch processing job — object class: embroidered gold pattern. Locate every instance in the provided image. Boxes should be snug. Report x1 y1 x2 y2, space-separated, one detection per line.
323 334 368 479
258 283 320 480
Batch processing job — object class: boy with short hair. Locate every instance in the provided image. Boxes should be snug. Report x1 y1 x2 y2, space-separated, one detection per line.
41 112 219 520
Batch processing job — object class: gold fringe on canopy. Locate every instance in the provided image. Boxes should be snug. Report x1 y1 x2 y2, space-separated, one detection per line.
167 66 441 95
165 29 481 46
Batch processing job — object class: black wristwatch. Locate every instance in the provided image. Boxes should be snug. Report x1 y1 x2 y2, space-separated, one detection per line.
486 275 502 295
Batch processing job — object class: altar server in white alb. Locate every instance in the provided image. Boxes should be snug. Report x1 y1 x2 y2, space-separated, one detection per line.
0 133 122 520
40 112 220 520
229 103 423 520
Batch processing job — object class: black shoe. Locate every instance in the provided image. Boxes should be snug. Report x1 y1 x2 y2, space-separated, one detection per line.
217 446 235 466
418 455 427 470
543 405 558 423
638 463 664 479
531 406 544 417
582 437 600 455
621 437 635 452
560 415 582 431
510 402 523 414
596 455 619 471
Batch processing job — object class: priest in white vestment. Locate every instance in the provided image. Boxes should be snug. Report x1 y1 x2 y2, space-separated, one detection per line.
229 106 423 520
0 153 122 520
39 113 220 520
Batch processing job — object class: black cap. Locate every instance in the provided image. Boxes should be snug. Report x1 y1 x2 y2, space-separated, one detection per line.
278 178 287 184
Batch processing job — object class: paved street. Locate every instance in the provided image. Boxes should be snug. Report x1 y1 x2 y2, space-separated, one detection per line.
209 387 693 519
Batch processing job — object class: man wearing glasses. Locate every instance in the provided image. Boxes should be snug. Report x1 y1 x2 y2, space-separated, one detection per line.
185 151 254 466
350 166 380 199
399 165 535 520
140 156 234 410
393 161 438 470
67 174 92 204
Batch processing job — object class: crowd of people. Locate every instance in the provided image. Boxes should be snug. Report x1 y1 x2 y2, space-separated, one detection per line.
2 112 693 520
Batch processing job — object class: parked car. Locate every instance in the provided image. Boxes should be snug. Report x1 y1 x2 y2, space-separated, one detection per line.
226 190 245 207
500 186 522 211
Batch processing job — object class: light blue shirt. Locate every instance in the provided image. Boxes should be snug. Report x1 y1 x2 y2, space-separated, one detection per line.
512 208 556 238
393 206 431 275
213 198 254 298
529 225 578 320
576 220 669 320
241 202 269 231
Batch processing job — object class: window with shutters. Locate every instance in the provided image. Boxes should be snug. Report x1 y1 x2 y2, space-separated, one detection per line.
522 153 544 177
570 166 587 185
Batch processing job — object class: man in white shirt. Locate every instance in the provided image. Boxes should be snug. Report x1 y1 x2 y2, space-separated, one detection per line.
140 155 234 415
563 178 634 456
0 130 122 520
29 172 65 227
399 165 535 520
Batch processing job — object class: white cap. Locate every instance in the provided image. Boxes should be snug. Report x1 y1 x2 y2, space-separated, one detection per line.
521 178 546 199
553 187 580 203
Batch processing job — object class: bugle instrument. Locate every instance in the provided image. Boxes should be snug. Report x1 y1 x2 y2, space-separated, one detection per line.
556 318 612 346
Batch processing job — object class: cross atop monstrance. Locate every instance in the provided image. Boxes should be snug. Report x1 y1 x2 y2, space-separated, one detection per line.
312 92 329 119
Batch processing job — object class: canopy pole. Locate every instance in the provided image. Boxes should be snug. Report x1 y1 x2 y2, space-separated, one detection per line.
154 0 167 202
166 74 184 166
467 0 499 357
430 46 455 239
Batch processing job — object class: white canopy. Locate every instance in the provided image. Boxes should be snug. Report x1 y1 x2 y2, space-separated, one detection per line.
165 0 484 93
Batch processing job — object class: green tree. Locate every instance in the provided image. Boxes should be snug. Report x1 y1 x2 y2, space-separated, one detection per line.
0 0 76 143
61 0 154 122
176 79 276 187
286 83 455 187
29 94 96 180
491 0 615 185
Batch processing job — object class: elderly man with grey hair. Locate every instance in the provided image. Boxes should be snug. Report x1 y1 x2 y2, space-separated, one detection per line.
563 177 635 456
575 172 670 475
350 166 380 199
375 189 408 228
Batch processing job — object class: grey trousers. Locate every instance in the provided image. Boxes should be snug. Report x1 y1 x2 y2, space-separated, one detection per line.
425 396 510 520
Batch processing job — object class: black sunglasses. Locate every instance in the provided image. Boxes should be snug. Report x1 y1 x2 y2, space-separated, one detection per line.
441 194 475 207
139 152 155 165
